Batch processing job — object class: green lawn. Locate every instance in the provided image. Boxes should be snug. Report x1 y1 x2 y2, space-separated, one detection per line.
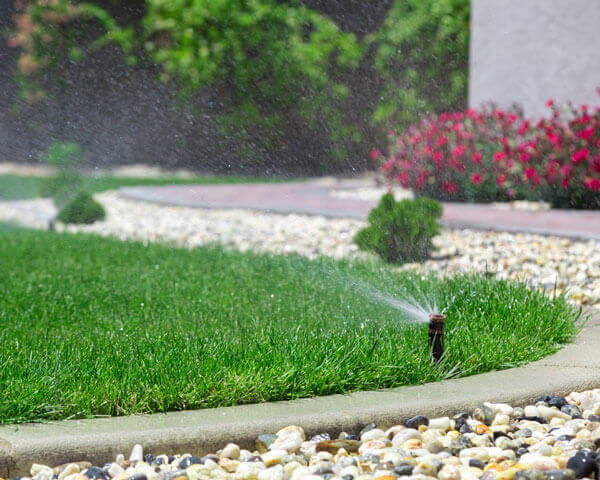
0 173 293 201
0 224 581 424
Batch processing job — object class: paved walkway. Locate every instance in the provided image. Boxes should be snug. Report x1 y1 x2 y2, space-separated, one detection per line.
120 180 600 241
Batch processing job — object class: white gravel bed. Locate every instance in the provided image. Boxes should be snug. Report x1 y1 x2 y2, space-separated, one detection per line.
0 191 598 307
13 389 600 480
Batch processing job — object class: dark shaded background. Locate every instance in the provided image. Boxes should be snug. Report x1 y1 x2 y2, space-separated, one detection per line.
0 1 395 175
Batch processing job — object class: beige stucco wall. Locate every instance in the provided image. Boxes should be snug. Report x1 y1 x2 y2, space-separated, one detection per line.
469 0 600 119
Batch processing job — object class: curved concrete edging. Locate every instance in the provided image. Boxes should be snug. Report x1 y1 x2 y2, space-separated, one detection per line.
1 311 598 478
118 184 600 241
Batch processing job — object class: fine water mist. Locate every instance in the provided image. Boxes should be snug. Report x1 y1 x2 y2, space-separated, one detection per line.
348 278 442 324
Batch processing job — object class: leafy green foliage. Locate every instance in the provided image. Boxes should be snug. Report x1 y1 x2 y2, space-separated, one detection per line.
0 226 580 423
57 190 106 224
355 194 443 263
38 142 84 207
370 0 470 130
7 0 472 171
140 0 363 162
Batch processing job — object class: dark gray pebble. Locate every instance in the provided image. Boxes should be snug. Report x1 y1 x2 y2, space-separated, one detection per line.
178 456 203 469
84 467 110 480
514 470 546 480
544 470 575 480
393 465 414 476
537 395 568 409
405 415 429 430
566 449 598 478
473 405 495 426
469 459 486 469
359 423 377 437
561 405 582 419
126 474 147 480
517 416 548 424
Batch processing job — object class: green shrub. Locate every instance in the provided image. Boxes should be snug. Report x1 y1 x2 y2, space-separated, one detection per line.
370 0 470 130
354 194 442 264
57 191 105 224
38 142 84 207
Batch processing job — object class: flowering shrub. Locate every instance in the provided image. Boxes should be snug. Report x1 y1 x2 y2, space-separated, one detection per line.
377 94 600 209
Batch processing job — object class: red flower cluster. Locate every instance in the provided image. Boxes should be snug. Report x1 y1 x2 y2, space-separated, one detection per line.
376 93 600 208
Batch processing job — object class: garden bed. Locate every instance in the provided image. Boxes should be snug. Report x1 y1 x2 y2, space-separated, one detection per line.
0 224 580 424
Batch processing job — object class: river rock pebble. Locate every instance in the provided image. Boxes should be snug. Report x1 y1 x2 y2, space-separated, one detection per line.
14 389 600 480
0 192 599 307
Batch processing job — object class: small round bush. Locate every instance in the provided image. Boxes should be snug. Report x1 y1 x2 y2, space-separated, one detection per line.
57 191 105 224
354 194 442 264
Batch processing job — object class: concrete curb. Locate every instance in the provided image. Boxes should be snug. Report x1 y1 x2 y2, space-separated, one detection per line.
1 310 598 478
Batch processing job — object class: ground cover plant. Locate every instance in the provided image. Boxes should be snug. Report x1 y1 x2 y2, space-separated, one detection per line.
56 190 105 224
0 223 580 424
0 174 293 201
377 93 600 209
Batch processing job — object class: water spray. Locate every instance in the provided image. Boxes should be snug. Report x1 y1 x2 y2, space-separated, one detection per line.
428 313 445 363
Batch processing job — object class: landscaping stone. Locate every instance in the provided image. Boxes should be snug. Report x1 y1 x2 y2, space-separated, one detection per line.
10 389 600 480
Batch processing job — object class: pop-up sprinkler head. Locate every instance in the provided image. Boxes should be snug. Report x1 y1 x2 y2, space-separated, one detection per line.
428 313 445 363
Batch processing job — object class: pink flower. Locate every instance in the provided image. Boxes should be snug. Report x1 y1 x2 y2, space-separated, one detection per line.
578 127 595 140
517 120 529 135
395 172 410 188
423 145 432 156
433 151 443 162
561 164 573 177
472 151 482 164
451 145 466 158
410 134 422 145
525 168 536 180
414 170 428 190
520 152 531 163
591 155 600 173
381 158 395 171
435 136 449 147
471 172 483 185
369 149 381 161
496 175 506 186
546 99 555 108
442 181 458 194
584 177 600 192
572 148 589 164
493 151 506 162
466 108 478 119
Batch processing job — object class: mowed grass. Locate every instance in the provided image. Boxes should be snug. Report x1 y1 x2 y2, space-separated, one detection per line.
0 224 581 424
0 174 292 201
